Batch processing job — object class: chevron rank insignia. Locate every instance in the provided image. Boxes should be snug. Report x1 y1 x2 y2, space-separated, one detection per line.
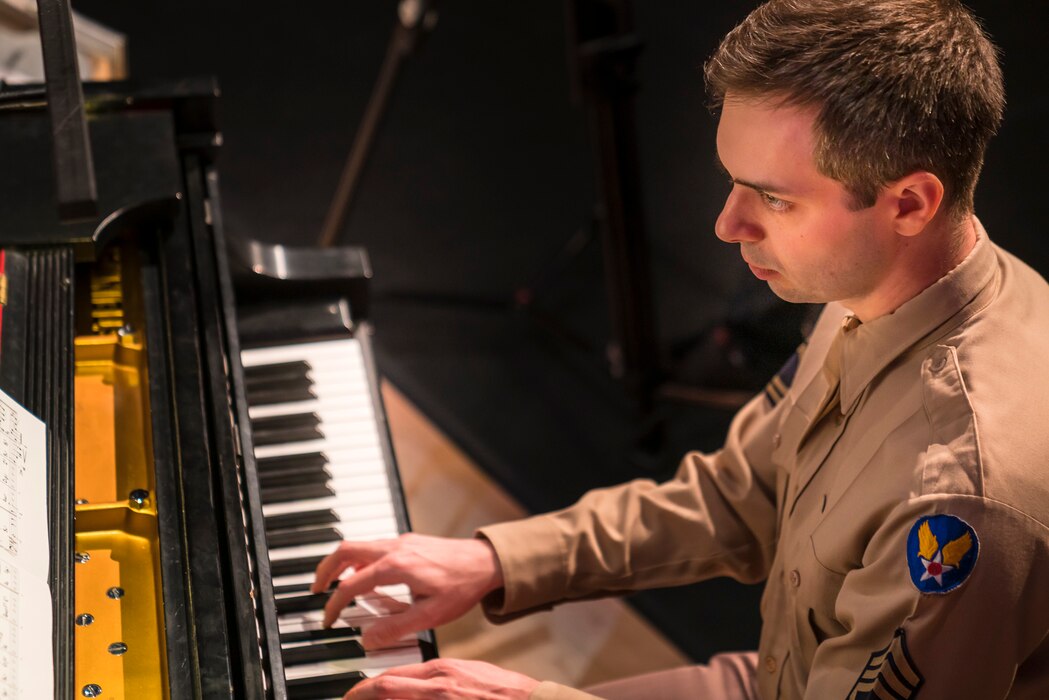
907 514 979 594
764 344 805 407
848 628 923 699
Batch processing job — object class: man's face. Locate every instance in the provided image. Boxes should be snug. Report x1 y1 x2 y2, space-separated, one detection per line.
714 96 897 313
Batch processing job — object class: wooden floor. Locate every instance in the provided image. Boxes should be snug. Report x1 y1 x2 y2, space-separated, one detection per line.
382 382 689 689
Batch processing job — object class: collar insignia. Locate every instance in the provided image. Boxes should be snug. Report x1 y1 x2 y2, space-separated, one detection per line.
907 514 979 594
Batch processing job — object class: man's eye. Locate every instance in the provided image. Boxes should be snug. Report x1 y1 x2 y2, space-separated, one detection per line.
761 192 790 212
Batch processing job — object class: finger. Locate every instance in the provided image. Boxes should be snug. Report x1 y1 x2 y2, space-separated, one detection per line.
344 675 438 699
359 662 435 680
311 539 387 594
310 551 344 595
322 561 407 628
362 598 439 649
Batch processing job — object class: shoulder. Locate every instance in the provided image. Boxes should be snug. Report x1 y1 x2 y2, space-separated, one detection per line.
919 247 1049 521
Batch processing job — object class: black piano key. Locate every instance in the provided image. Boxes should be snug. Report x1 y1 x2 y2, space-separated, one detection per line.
247 384 317 407
244 359 317 404
244 360 312 384
267 526 343 550
251 412 324 446
271 555 326 578
283 639 367 666
261 483 336 505
287 672 367 700
265 509 340 532
272 579 338 596
280 627 362 645
253 413 321 432
257 452 329 474
276 592 333 616
259 466 331 490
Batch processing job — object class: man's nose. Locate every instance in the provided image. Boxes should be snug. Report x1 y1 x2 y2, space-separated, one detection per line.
715 187 763 244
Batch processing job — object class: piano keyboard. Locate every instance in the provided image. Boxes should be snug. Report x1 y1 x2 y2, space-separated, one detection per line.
241 337 426 699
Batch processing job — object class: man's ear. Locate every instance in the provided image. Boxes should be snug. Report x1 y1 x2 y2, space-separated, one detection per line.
885 171 945 237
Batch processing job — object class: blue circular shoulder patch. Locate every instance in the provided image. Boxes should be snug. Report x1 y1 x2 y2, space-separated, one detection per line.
907 514 979 594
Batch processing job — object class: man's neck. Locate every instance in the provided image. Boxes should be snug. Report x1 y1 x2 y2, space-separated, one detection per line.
845 215 978 322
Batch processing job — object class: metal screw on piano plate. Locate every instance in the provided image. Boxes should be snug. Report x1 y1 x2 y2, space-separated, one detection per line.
117 324 134 338
129 489 149 508
75 499 88 505
75 613 94 626
75 552 90 564
82 684 103 697
108 642 128 656
106 587 125 600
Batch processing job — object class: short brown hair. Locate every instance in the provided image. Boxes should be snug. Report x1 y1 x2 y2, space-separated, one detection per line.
705 0 1005 216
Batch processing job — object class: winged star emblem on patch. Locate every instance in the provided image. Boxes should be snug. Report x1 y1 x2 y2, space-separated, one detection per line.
906 515 979 594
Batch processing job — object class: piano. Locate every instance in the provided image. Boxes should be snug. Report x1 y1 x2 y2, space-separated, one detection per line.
0 78 435 698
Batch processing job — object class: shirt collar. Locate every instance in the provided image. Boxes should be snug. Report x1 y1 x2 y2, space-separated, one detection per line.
838 217 1000 414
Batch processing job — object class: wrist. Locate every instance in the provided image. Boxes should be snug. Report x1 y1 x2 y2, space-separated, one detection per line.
473 536 505 595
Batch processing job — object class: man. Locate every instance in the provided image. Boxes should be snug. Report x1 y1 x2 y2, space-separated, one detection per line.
311 1 1049 697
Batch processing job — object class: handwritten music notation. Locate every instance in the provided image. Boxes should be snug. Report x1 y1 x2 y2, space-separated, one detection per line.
0 389 51 699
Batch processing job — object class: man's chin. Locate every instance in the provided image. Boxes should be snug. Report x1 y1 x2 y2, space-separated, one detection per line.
765 279 821 305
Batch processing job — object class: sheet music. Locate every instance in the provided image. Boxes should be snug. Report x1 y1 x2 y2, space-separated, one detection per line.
0 389 52 699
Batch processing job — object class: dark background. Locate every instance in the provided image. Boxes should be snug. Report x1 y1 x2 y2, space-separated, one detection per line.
70 0 1049 662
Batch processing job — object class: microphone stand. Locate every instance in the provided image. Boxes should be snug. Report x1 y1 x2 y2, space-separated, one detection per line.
317 0 438 248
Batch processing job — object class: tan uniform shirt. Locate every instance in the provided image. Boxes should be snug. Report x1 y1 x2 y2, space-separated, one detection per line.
479 222 1049 699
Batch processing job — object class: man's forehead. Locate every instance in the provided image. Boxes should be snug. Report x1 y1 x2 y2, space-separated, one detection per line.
716 96 821 193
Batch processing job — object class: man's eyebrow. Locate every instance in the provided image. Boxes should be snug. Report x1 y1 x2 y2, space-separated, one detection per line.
714 153 796 197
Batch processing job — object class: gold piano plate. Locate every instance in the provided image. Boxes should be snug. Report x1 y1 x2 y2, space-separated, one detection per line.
74 506 166 700
74 244 168 699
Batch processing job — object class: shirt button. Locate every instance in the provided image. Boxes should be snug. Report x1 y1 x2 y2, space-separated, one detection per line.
765 655 778 674
789 569 801 587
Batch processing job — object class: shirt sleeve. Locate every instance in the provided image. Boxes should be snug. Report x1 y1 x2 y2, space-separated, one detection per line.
529 682 601 700
478 388 787 621
803 494 1049 698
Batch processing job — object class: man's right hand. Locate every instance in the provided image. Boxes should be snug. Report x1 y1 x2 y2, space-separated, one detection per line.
311 533 504 648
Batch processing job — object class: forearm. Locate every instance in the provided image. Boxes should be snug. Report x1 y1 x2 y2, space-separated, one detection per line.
478 393 783 620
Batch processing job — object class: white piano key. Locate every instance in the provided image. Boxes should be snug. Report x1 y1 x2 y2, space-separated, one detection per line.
269 542 351 562
262 472 390 495
282 647 425 681
263 501 395 526
249 393 372 419
242 338 365 366
270 537 425 562
258 454 391 485
272 572 321 590
277 595 414 634
262 489 396 517
254 434 384 459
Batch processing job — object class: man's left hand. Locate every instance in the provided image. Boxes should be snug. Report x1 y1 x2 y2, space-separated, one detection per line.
343 658 540 699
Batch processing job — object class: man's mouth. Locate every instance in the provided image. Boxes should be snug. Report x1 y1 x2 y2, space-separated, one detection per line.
742 253 778 280
747 263 778 281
